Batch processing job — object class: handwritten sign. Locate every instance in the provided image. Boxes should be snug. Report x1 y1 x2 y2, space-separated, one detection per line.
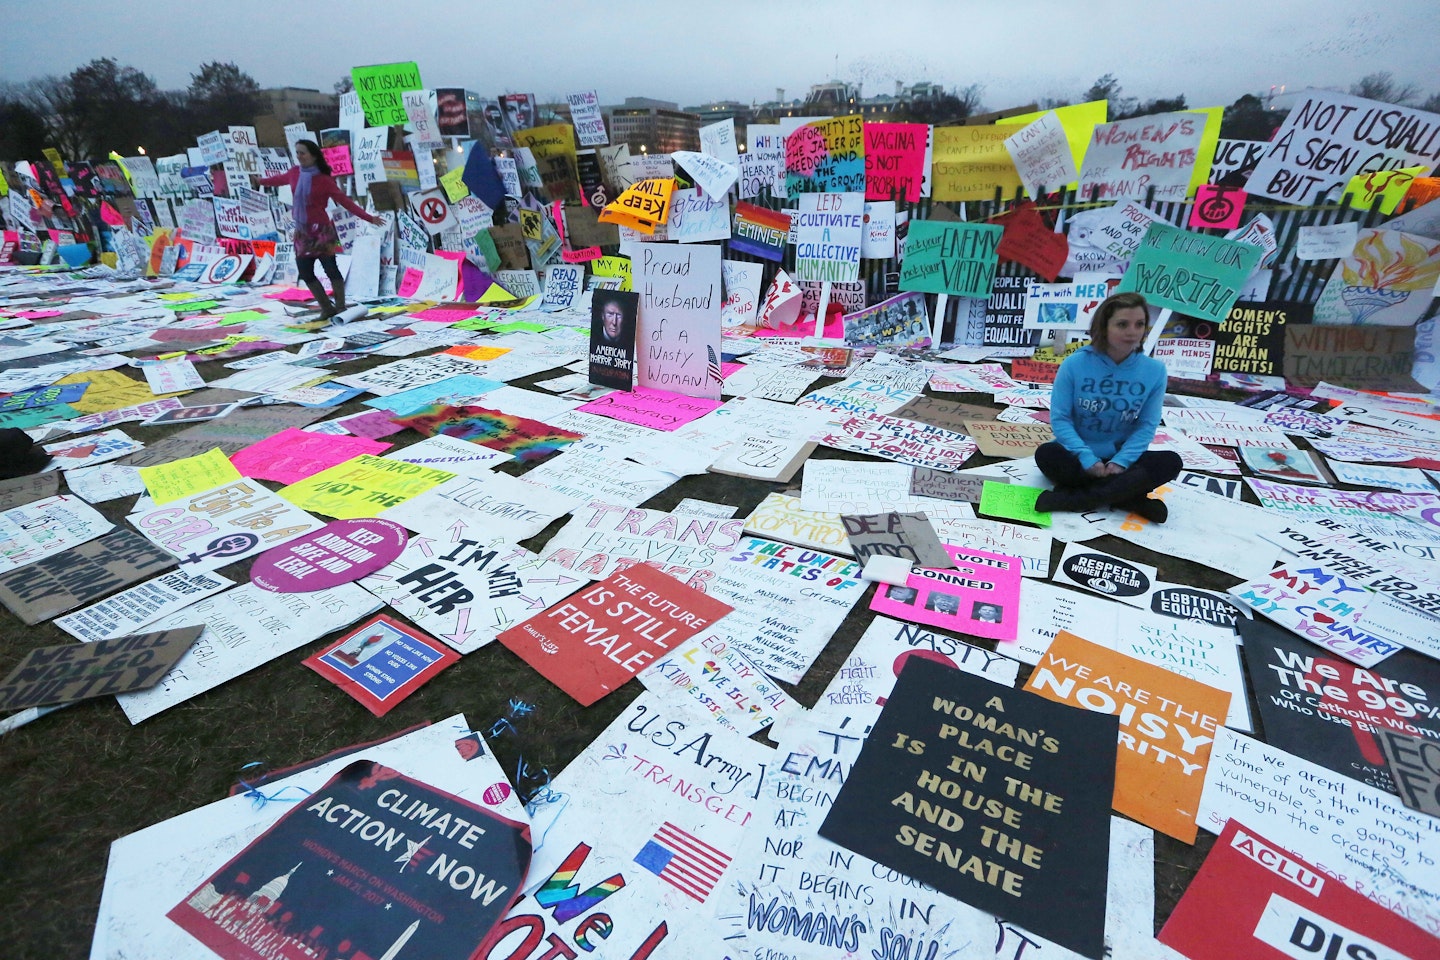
1248 91 1440 204
899 220 1002 298
1116 221 1263 323
865 122 928 201
931 125 1023 201
350 61 423 127
1078 112 1205 202
786 114 865 194
634 243 724 399
1005 111 1078 196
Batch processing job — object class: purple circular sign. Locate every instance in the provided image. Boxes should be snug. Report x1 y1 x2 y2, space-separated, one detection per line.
250 519 408 593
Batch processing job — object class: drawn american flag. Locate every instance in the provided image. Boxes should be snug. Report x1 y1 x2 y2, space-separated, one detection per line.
707 345 724 384
633 821 730 902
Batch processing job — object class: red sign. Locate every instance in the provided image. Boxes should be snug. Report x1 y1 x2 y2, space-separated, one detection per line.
497 564 733 706
1160 819 1435 959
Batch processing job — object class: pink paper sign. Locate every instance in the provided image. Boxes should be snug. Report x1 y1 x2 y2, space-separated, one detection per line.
398 268 423 298
230 428 391 485
251 518 408 593
322 145 353 176
575 386 723 431
869 544 1023 641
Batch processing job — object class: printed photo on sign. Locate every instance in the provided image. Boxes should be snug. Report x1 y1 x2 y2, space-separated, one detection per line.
589 290 637 390
305 613 460 716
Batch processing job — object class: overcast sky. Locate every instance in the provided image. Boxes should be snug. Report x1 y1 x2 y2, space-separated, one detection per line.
4 0 1433 111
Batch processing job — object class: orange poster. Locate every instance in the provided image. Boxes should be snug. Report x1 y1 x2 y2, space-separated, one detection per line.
1023 630 1230 843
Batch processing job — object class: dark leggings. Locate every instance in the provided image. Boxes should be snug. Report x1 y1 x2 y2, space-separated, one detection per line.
296 255 341 287
1035 441 1183 496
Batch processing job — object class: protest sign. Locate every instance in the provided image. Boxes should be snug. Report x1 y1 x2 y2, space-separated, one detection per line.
1161 819 1437 960
499 563 732 705
1055 543 1158 607
588 289 637 390
350 61 422 127
599 177 674 233
390 405 580 462
1116 221 1263 322
978 481 1050 527
964 420 1053 458
541 502 745 590
1077 112 1206 202
55 569 233 643
742 493 851 555
819 657 1118 959
1247 90 1440 204
304 613 459 716
359 374 505 418
1026 630 1228 842
168 759 526 957
900 220 1003 298
0 529 176 625
379 470 575 543
931 125 1023 201
1377 729 1440 818
1022 276 1114 330
786 114 865 194
1210 299 1300 375
870 544 1023 641
640 631 793 736
142 359 204 394
1199 727 1440 936
0 626 202 712
130 479 324 572
813 410 977 470
1005 111 1079 197
1228 560 1400 668
566 89 607 146
138 447 242 505
791 192 863 283
865 122 928 201
117 583 380 723
279 454 455 520
0 495 112 575
841 511 953 568
577 385 721 432
43 429 144 471
633 242 723 398
0 473 58 512
250 518 407 593
1242 615 1440 796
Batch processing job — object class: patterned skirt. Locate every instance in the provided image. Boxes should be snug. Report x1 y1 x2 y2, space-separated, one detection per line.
293 218 342 259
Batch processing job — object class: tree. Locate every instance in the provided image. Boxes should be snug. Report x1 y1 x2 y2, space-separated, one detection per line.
1081 73 1135 116
1350 72 1419 105
1118 94 1188 120
1422 92 1440 114
32 59 162 160
0 89 50 161
334 75 354 96
186 61 267 137
1220 93 1286 140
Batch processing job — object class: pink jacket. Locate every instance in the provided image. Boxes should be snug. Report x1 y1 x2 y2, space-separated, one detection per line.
257 167 372 228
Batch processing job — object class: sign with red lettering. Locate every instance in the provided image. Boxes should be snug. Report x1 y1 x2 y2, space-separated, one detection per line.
1160 819 1435 960
497 564 733 706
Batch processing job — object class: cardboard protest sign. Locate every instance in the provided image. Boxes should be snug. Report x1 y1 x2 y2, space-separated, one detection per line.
1115 222 1263 323
130 479 325 572
841 512 953 568
1241 615 1440 795
931 125 1024 201
900 220 1003 298
1026 630 1228 842
0 495 112 576
279 454 455 520
0 529 177 625
350 61 422 127
1377 729 1440 818
0 626 202 712
360 538 580 654
742 493 852 556
167 759 527 958
0 472 59 511
250 518 407 594
965 420 1053 458
588 289 637 390
1163 819 1438 960
498 563 732 706
1248 90 1440 204
1200 727 1440 935
304 613 459 716
819 657 1118 959
871 544 1023 641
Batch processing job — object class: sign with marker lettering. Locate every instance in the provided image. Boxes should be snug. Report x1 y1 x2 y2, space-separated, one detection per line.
819 656 1118 959
900 220 1003 298
350 61 423 127
497 564 733 706
635 242 724 399
1116 221 1263 323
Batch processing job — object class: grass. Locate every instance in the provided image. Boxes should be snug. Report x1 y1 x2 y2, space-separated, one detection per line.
0 338 1241 958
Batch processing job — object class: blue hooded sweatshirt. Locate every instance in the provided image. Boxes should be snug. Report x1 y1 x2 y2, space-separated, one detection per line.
1049 345 1167 470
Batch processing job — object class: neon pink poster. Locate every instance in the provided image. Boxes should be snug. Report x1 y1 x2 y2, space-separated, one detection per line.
869 544 1022 641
